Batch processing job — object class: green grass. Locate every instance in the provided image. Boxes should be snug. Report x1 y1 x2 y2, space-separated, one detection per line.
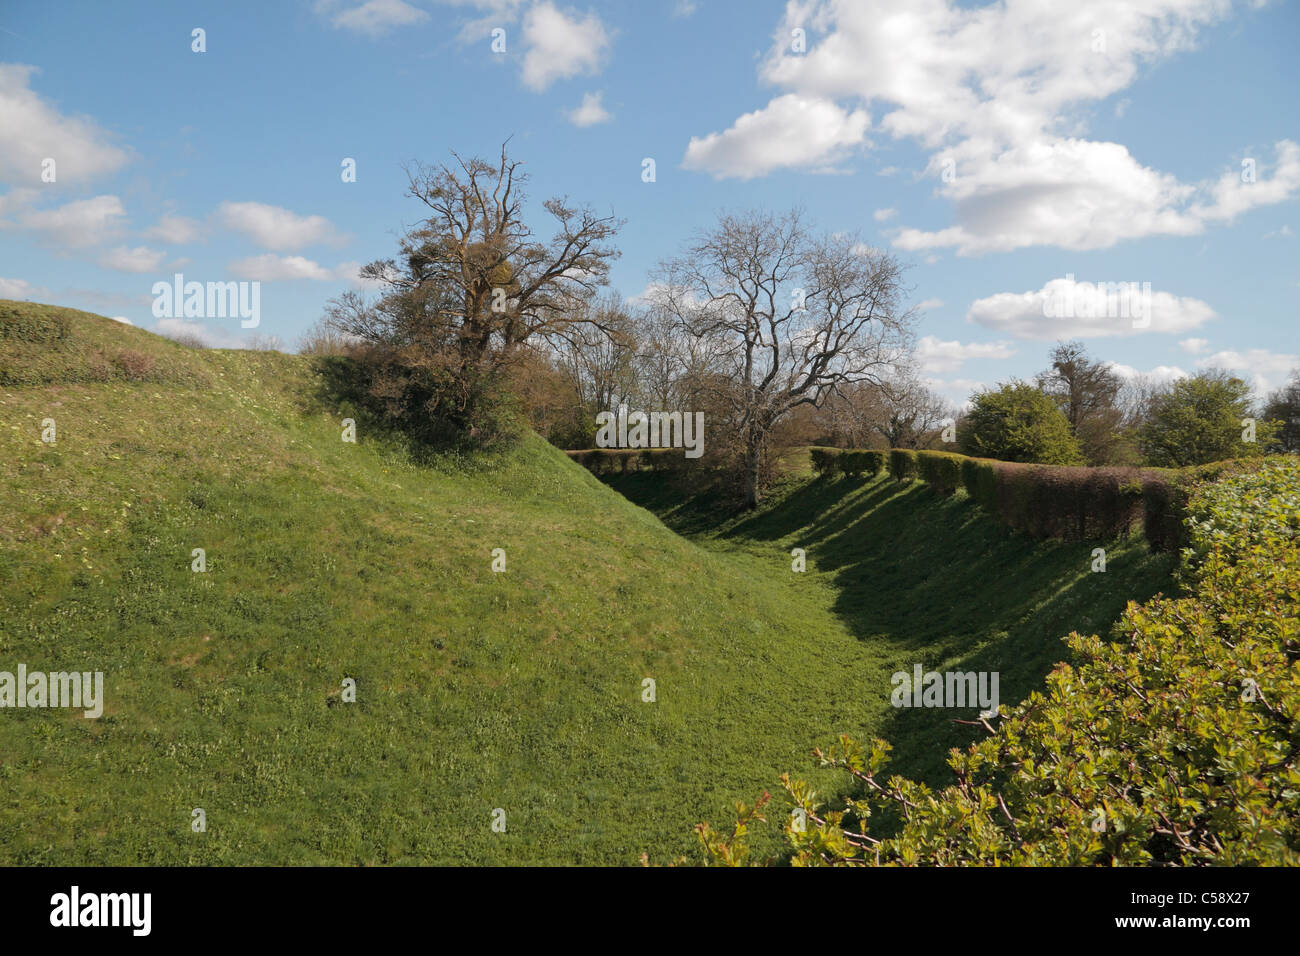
0 302 1177 864
605 464 1179 787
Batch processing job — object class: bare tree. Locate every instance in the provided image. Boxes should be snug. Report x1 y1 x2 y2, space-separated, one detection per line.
654 208 915 506
870 373 953 449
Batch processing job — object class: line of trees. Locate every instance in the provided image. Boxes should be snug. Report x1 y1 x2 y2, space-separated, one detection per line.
315 145 917 507
956 341 1295 468
309 144 1296 505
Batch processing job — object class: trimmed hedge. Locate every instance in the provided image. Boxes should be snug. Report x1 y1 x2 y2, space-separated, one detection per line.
565 447 693 476
888 449 919 482
915 450 963 496
810 447 840 476
809 445 1259 550
809 447 886 478
840 450 885 478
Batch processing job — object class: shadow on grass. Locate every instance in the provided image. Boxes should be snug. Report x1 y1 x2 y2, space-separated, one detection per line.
606 469 1178 788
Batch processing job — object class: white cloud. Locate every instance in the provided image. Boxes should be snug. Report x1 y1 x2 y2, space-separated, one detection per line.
683 94 869 180
332 260 388 290
228 254 336 281
0 277 37 298
693 1 1300 252
916 297 943 310
673 0 698 17
968 276 1216 339
1264 224 1294 239
916 334 1015 374
1179 337 1210 354
99 245 168 273
154 317 242 348
521 2 610 91
873 207 897 222
566 90 612 126
108 315 133 325
0 63 129 186
16 194 126 247
1196 349 1300 395
1108 362 1189 385
144 214 202 244
321 0 430 36
217 201 344 251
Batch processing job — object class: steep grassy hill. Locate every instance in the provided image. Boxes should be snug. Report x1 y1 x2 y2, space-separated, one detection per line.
0 301 1176 864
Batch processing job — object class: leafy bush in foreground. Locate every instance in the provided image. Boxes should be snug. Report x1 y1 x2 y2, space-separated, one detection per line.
689 458 1300 865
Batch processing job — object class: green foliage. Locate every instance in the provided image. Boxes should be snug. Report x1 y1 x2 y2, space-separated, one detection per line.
809 447 839 476
915 450 963 495
694 458 1300 866
840 450 885 478
807 448 885 478
888 448 918 481
960 382 1083 465
961 457 998 511
1139 372 1280 466
567 447 692 475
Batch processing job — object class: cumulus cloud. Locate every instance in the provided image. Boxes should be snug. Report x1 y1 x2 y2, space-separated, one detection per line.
873 208 896 222
318 0 430 36
566 90 612 126
1179 337 1210 354
1107 362 1189 385
154 317 243 348
916 297 943 310
683 94 869 180
217 201 344 251
915 334 1015 374
99 245 169 273
691 1 1300 252
521 2 610 91
968 276 1216 339
108 315 133 325
1196 349 1300 395
0 277 39 298
144 214 202 244
15 194 126 247
0 63 129 186
228 254 337 281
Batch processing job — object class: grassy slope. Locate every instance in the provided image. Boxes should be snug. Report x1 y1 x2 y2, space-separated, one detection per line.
606 456 1179 787
1 302 1178 864
0 303 903 864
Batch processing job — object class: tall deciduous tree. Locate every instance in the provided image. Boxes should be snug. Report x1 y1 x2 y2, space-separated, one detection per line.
1264 369 1300 454
324 144 623 442
1035 340 1124 464
1139 370 1279 466
653 208 914 507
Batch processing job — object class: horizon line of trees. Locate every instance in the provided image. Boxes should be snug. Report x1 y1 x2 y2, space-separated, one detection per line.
297 143 1298 506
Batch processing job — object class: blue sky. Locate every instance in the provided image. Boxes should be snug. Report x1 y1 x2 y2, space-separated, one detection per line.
1 0 1296 405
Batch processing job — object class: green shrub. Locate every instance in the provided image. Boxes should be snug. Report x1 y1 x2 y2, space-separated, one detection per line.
959 381 1083 465
693 457 1300 866
888 449 918 481
839 450 884 478
809 448 840 476
915 450 963 495
960 457 998 511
